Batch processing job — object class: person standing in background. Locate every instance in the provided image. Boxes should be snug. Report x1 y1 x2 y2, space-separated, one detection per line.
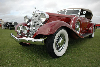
0 19 4 29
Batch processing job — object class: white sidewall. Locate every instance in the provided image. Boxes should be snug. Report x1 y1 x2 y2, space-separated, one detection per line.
53 29 68 56
92 27 94 37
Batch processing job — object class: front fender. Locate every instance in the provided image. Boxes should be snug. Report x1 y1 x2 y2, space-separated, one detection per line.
35 20 74 35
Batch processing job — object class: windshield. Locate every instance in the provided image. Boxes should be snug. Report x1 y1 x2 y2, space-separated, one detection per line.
58 10 79 15
66 10 79 15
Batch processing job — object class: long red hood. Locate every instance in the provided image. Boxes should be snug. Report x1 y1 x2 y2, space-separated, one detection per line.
46 12 75 24
46 12 75 18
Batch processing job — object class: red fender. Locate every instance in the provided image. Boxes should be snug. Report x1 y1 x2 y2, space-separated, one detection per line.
34 20 81 38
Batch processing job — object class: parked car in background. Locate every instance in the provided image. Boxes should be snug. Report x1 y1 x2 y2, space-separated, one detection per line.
11 8 95 58
4 22 18 30
95 23 100 29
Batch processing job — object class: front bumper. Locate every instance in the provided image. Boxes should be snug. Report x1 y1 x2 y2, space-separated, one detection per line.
10 33 44 45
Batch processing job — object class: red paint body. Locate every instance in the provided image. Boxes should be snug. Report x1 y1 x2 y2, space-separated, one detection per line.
35 12 94 38
16 10 94 39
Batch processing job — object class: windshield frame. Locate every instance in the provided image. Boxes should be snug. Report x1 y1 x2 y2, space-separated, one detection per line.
58 9 81 16
66 9 81 15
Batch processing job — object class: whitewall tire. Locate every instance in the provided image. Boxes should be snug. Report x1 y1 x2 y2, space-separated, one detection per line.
46 28 68 58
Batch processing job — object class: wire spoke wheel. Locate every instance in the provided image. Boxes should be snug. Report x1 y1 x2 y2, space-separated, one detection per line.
75 21 80 34
55 34 66 52
46 28 68 58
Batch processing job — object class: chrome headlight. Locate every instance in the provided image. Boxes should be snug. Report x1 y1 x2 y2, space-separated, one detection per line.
17 25 28 34
24 16 30 23
32 11 49 23
40 13 49 22
23 26 28 34
24 18 29 23
25 18 29 22
17 26 20 33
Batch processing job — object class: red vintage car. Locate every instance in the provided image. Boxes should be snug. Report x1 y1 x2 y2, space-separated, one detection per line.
11 8 95 58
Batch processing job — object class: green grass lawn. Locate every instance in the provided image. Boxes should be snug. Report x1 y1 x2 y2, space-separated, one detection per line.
0 27 100 67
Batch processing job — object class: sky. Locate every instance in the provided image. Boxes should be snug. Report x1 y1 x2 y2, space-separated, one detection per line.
0 0 100 23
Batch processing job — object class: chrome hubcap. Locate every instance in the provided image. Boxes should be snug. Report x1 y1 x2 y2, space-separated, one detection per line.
55 34 66 52
75 21 80 34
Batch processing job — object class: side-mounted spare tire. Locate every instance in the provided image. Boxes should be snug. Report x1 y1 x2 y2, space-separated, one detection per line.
45 27 68 58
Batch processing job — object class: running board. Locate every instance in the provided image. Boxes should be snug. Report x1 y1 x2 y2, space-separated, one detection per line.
81 33 92 37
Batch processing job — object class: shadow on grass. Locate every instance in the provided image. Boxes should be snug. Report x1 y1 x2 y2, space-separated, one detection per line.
20 44 52 59
68 37 90 47
66 36 93 54
19 36 92 59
